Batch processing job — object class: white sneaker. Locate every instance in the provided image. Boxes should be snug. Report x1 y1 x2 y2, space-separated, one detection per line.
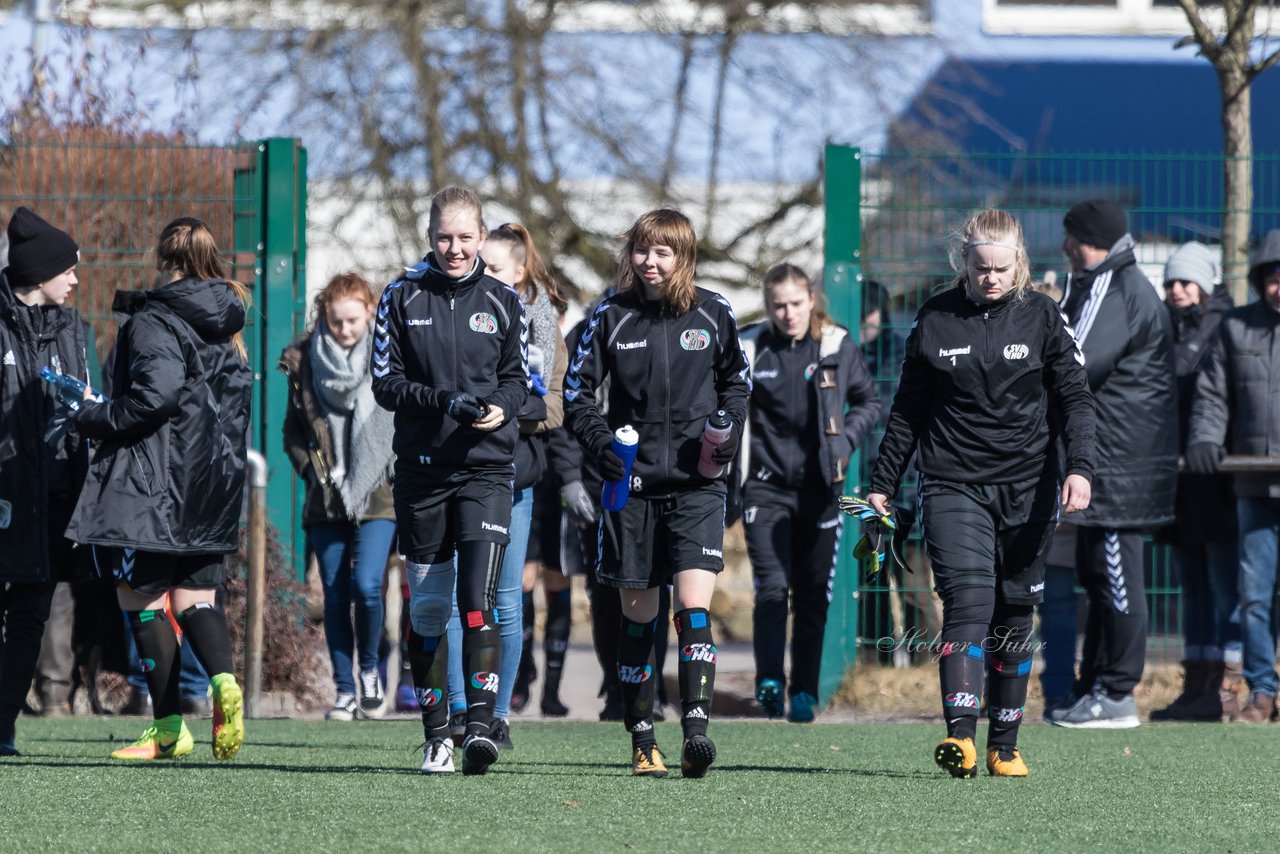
358 669 384 714
325 693 357 721
420 737 455 774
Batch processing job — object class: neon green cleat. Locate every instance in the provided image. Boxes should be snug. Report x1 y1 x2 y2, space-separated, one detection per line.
111 717 194 761
211 673 245 760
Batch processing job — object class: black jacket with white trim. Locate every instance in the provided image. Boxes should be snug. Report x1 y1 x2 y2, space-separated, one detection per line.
564 286 751 496
1061 241 1177 527
870 284 1095 498
371 254 529 471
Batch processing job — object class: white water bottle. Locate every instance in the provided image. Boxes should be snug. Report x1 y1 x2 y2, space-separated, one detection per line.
697 410 733 478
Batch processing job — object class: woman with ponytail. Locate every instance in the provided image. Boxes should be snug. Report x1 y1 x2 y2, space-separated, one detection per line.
67 217 253 763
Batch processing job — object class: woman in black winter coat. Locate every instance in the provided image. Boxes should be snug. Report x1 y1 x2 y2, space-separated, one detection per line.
66 217 253 763
0 208 91 756
736 263 879 723
1150 242 1241 722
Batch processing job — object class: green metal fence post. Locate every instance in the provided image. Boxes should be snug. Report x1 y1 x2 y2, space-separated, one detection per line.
819 144 864 703
247 138 308 579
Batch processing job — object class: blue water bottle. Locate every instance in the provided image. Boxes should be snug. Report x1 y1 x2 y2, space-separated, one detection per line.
600 425 640 512
40 366 105 411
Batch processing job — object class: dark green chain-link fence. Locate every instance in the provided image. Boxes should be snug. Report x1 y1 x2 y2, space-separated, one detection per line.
841 148 1280 670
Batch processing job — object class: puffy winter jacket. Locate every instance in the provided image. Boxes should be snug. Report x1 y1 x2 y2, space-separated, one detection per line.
1060 242 1177 527
564 286 751 496
870 284 1095 498
736 321 879 494
0 272 92 581
66 278 253 553
1190 229 1280 498
371 255 529 472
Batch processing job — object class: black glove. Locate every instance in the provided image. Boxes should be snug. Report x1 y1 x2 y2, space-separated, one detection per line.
445 391 486 425
598 448 626 482
1185 442 1224 475
709 422 740 466
44 411 71 447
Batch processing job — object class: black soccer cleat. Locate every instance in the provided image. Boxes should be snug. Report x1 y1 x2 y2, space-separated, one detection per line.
461 733 499 776
680 734 717 779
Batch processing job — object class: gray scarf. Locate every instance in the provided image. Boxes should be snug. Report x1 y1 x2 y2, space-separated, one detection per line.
310 323 396 519
524 285 559 380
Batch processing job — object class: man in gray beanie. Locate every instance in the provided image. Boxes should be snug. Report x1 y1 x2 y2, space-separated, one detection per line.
1048 199 1178 729
1150 242 1241 723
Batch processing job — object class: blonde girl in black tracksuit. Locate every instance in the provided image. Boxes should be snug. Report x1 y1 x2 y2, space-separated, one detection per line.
371 186 528 777
867 209 1096 779
737 263 879 723
565 208 751 780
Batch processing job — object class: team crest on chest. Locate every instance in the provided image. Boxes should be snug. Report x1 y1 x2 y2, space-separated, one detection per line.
804 363 817 382
680 329 710 351
1003 343 1029 360
469 312 498 334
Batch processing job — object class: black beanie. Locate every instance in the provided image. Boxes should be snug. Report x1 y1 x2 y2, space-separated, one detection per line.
5 207 79 290
1063 199 1128 250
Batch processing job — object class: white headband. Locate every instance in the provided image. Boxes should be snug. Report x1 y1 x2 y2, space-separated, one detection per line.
965 241 1020 252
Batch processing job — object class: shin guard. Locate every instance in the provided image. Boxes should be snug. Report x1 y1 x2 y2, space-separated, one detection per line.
674 608 716 739
617 617 657 747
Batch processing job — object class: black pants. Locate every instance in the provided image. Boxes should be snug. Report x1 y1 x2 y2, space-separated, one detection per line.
1074 528 1147 697
744 480 841 699
0 581 57 728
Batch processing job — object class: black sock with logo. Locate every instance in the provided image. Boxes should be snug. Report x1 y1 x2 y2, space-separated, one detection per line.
939 641 985 741
407 628 450 741
127 609 181 720
461 608 502 738
987 605 1034 750
177 602 234 677
674 608 716 739
617 616 657 748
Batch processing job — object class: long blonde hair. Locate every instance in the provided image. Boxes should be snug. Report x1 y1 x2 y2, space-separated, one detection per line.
951 209 1032 302
616 209 698 316
157 216 251 360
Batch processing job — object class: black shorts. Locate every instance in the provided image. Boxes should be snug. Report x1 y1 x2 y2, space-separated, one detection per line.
109 548 227 597
919 474 1058 606
394 463 513 564
525 480 563 570
597 485 726 590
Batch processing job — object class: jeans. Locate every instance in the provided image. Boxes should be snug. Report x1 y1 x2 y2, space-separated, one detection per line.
1173 540 1241 663
447 486 532 718
125 623 208 700
1237 497 1280 696
1037 562 1078 701
311 519 397 695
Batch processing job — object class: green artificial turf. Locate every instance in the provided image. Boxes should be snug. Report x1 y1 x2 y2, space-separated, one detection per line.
3 718 1278 852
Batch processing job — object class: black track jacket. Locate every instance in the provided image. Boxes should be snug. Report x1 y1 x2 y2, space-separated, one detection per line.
870 285 1096 498
564 286 751 496
371 255 529 471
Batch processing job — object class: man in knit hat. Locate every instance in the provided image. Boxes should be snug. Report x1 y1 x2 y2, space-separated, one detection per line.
1048 199 1178 729
1149 242 1241 722
1189 229 1280 723
0 207 93 755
